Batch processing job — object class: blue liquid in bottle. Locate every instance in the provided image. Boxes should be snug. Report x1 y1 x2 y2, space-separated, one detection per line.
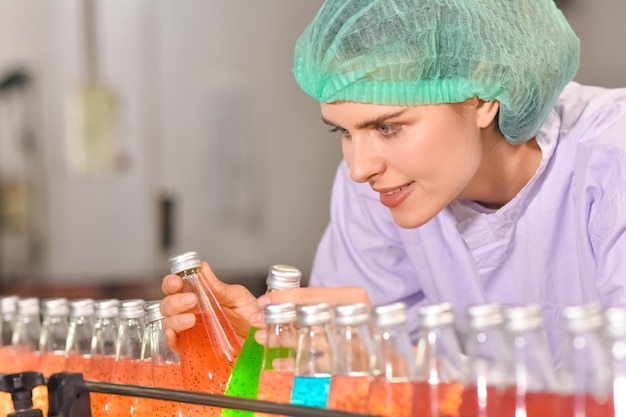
291 375 331 408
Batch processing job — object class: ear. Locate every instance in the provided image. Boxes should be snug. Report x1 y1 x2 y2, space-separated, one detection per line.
475 99 500 129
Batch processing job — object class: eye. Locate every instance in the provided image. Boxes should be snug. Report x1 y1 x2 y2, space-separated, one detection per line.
329 126 351 139
377 123 401 136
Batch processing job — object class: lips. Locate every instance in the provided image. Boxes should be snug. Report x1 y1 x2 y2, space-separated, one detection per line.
377 182 414 208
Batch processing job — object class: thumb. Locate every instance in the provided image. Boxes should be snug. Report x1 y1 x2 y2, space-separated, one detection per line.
199 261 227 300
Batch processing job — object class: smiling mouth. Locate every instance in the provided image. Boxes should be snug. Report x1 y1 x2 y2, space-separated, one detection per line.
381 184 411 195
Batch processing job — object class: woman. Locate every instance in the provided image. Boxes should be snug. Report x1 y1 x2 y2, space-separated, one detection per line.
161 0 626 366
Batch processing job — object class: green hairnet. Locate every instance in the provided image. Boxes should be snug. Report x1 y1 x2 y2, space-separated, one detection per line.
293 0 580 144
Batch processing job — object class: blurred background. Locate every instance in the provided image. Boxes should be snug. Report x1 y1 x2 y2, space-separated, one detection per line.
0 0 624 301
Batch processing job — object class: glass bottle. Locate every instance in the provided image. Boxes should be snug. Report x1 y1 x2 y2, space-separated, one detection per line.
365 302 415 417
558 303 613 417
605 306 626 416
412 302 465 417
255 302 298 417
0 295 19 373
502 304 563 417
145 300 190 417
224 264 302 417
107 299 146 417
327 302 373 413
64 298 95 374
290 302 334 409
0 295 19 416
168 251 242 398
36 297 70 415
459 303 510 417
85 298 120 417
11 297 42 373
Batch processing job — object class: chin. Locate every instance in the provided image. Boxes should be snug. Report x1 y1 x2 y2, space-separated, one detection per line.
389 209 433 229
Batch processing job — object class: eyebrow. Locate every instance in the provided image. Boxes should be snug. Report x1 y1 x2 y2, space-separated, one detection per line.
322 108 409 130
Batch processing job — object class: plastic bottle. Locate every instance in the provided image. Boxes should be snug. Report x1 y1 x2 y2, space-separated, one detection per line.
224 264 301 417
168 251 242 417
412 302 465 417
145 300 190 417
459 303 510 417
290 302 334 409
36 297 70 415
502 304 563 417
365 302 415 417
107 299 146 417
255 302 298 417
327 302 373 413
558 303 613 417
63 298 95 374
85 298 120 417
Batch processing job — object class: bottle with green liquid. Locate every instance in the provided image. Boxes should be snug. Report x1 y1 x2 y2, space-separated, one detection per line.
222 264 302 417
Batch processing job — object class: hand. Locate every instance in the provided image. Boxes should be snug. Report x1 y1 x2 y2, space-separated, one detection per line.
160 261 260 351
251 286 371 344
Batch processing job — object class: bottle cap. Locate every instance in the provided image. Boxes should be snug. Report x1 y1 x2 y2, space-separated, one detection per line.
467 303 503 328
296 303 332 326
17 297 40 316
69 299 94 317
264 302 297 324
0 296 19 314
94 299 120 318
41 298 70 316
334 302 370 326
169 251 202 275
119 299 145 319
373 302 407 327
418 302 455 328
504 304 544 332
266 265 302 291
562 303 603 332
143 300 163 324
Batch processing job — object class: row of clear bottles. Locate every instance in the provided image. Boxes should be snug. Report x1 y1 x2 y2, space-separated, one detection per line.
247 300 626 417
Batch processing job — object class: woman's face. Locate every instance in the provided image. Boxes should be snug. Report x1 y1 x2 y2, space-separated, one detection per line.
321 101 487 228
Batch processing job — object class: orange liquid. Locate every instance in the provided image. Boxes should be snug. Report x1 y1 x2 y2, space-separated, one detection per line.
412 381 464 417
35 352 67 416
255 369 295 417
327 374 370 413
84 354 116 417
501 388 565 417
64 353 91 373
107 358 143 417
0 346 15 416
560 393 614 417
178 311 241 394
153 363 190 417
458 384 503 417
366 377 413 417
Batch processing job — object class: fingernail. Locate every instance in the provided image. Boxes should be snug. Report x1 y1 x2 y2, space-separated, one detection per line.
257 295 270 307
249 312 262 324
255 329 267 344
182 293 195 306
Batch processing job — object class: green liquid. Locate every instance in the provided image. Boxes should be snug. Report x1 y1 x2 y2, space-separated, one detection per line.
222 327 264 417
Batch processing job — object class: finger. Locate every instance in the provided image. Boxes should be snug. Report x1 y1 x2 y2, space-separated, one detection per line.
165 328 180 352
161 274 184 295
258 286 370 308
162 311 196 334
255 328 267 345
160 292 197 317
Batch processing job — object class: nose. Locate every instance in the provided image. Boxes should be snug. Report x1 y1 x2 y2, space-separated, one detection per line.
343 135 384 184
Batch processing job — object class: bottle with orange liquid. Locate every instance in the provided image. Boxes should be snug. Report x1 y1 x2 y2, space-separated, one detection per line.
107 299 146 417
290 303 334 409
502 304 562 417
168 251 242 417
605 306 626 416
412 302 465 417
0 295 19 416
224 264 301 417
11 297 42 373
36 297 70 415
85 298 120 417
365 302 415 417
255 302 298 417
558 303 613 417
145 299 191 417
63 298 95 374
459 303 510 417
327 302 373 413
